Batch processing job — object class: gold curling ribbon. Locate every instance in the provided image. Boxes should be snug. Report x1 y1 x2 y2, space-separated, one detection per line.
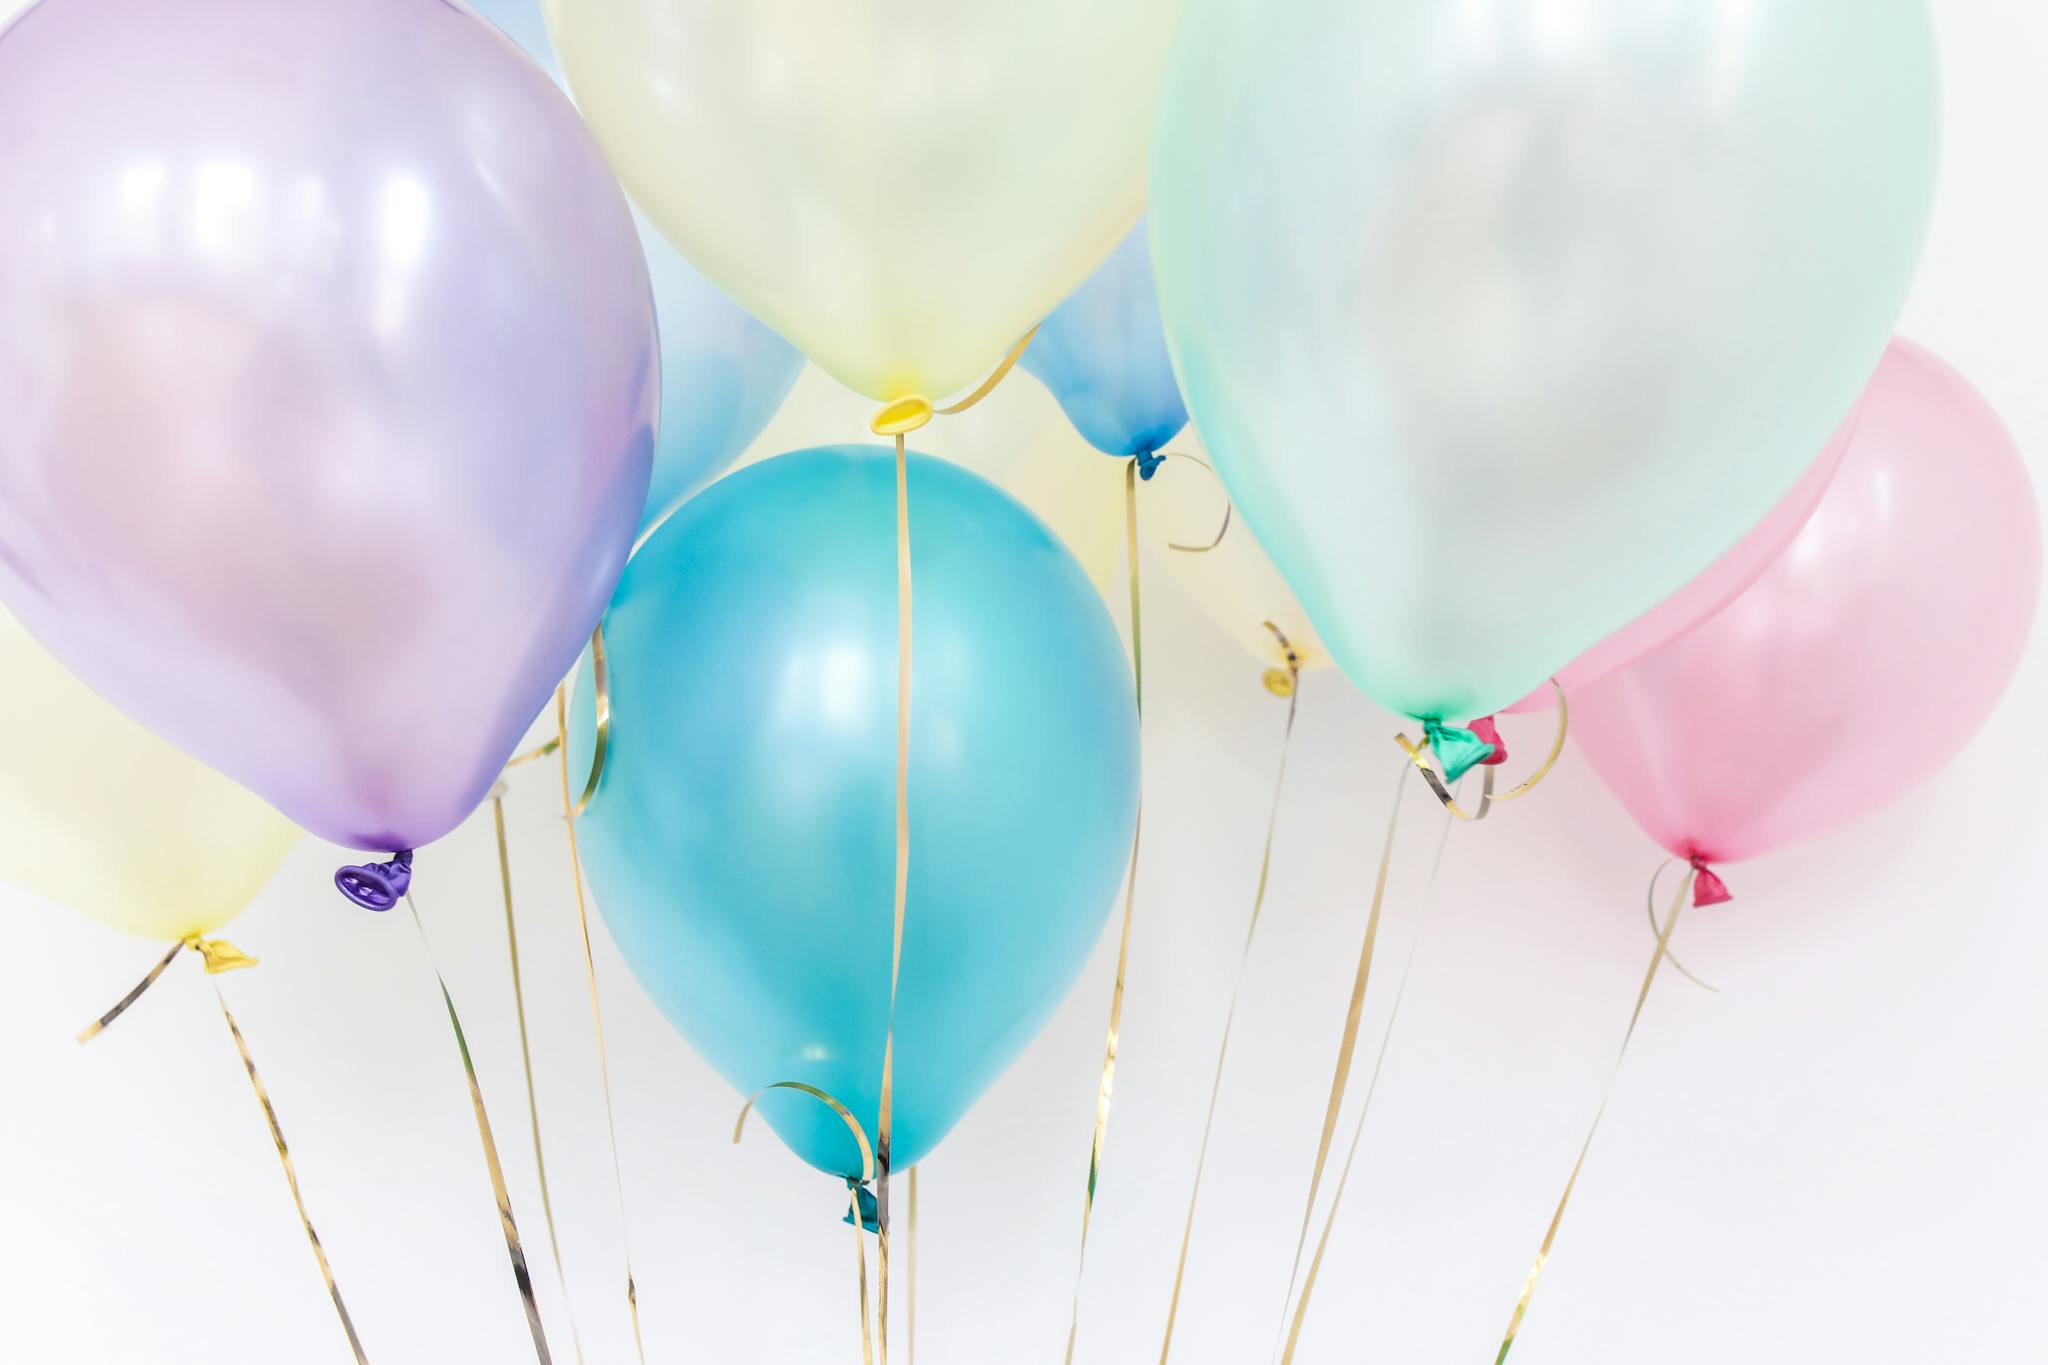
1270 759 1412 1353
1647 865 1719 994
1278 791 1463 1364
553 685 647 1363
1157 623 1303 1364
406 894 555 1365
1492 862 1695 1364
1061 455 1150 1365
491 785 586 1365
1154 449 1234 554
78 939 366 1363
865 329 1038 1365
734 1081 879 1365
1394 680 1569 822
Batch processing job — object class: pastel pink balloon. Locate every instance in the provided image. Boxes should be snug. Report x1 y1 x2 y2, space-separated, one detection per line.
1572 339 2039 867
1504 396 1860 713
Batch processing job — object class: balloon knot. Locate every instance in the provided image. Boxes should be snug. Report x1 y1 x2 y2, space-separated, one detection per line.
871 395 933 437
1423 718 1500 784
842 1179 881 1234
1132 448 1166 481
1466 715 1509 766
335 849 413 911
1688 857 1733 908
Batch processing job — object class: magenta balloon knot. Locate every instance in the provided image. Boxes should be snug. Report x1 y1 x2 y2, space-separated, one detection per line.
1688 857 1732 908
335 850 413 911
1131 448 1166 481
1467 715 1508 766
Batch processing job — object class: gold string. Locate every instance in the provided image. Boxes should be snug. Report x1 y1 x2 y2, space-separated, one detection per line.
1492 865 1695 1364
1271 759 1412 1351
574 625 610 818
907 1165 919 1365
851 1182 877 1365
1647 863 1719 994
212 981 371 1365
1061 457 1149 1365
1157 626 1303 1364
492 788 585 1365
1278 790 1462 1364
1394 680 1569 822
1154 450 1234 554
553 686 647 1363
406 893 555 1365
79 941 365 1361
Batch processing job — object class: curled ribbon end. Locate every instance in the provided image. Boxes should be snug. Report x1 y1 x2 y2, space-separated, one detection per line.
1467 715 1509 766
334 849 413 911
1690 860 1733 907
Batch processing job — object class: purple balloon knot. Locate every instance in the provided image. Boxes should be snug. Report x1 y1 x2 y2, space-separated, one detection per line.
1688 856 1732 908
335 849 413 911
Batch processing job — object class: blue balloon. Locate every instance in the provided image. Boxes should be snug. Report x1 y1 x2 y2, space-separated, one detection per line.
1022 220 1189 461
467 0 800 533
570 446 1139 1177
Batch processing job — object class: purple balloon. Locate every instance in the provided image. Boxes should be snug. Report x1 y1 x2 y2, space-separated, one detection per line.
0 0 655 852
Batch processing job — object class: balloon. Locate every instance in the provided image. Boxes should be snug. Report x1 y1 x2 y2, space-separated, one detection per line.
1573 340 2039 869
552 0 1184 402
2 606 299 942
1151 0 1940 722
0 0 657 853
569 446 1139 1176
466 0 800 535
1504 402 1861 713
1023 221 1189 461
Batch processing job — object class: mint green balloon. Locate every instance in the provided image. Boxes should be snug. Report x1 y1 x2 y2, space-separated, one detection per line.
1151 0 1939 721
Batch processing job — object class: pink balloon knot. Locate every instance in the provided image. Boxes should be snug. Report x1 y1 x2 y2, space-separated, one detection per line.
1688 857 1733 908
335 850 413 911
1467 715 1508 766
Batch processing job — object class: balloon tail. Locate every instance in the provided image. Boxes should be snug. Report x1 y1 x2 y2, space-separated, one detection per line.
1648 859 1725 993
553 686 648 1361
1396 680 1569 821
491 788 586 1365
1276 789 1463 1363
78 940 366 1361
1492 865 1695 1362
1270 757 1412 1353
407 893 555 1365
334 849 413 910
1158 632 1303 1364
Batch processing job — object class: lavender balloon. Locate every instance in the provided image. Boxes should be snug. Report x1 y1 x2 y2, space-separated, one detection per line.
0 0 656 853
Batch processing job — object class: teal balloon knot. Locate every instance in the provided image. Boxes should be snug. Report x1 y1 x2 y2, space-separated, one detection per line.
1132 448 1166 481
1423 719 1498 783
842 1180 880 1234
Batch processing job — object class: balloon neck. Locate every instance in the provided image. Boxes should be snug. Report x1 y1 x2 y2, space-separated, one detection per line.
1423 717 1507 783
871 395 933 437
1688 856 1733 908
1130 447 1166 481
841 1179 881 1234
335 849 414 911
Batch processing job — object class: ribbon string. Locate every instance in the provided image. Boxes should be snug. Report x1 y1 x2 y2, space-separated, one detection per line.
406 894 555 1365
553 686 648 1363
491 786 586 1365
1492 864 1695 1363
1271 759 1412 1352
1062 455 1149 1365
1278 790 1462 1364
78 940 364 1362
1157 625 1304 1364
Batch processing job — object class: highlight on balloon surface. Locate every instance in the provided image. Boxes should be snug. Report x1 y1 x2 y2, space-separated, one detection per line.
0 0 659 856
467 0 801 536
0 606 299 944
552 0 1185 402
1573 338 2040 887
568 445 1140 1178
1151 0 1941 725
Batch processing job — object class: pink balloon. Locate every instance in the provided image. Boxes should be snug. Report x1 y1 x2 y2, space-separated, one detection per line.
1572 339 2039 869
1504 394 1861 714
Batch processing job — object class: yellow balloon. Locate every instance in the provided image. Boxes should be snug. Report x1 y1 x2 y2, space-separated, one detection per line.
1 607 300 941
552 0 1184 403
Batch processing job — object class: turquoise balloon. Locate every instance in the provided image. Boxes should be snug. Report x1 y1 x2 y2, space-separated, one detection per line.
1151 0 1938 721
570 446 1139 1177
467 0 800 534
1023 220 1188 462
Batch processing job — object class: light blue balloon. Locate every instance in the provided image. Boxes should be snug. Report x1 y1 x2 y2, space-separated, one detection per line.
1022 221 1189 462
569 446 1139 1178
467 0 800 533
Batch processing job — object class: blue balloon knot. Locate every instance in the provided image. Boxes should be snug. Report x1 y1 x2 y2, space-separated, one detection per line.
1423 720 1496 784
1131 448 1166 481
841 1181 880 1234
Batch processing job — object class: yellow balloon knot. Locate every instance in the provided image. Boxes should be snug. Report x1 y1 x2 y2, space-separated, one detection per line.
186 936 259 975
871 395 934 437
1263 667 1297 698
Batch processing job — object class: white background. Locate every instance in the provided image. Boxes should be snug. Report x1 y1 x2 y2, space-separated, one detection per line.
3 3 2044 1362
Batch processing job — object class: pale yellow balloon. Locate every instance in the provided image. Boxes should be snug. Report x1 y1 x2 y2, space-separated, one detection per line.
551 0 1183 403
1 608 300 941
